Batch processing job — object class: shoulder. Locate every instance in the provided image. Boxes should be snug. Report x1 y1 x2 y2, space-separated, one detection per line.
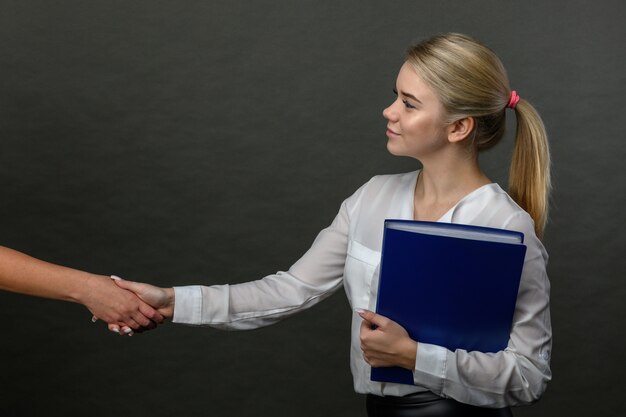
453 183 547 259
359 171 417 196
341 170 416 222
452 183 535 237
367 170 417 187
344 171 416 207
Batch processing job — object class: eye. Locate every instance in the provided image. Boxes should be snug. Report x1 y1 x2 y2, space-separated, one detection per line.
402 99 416 109
393 88 416 109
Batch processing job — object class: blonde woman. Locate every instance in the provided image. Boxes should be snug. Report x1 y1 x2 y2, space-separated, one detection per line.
0 246 163 334
116 33 551 416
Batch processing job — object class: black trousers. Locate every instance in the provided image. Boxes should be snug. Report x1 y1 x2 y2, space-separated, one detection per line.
366 391 513 417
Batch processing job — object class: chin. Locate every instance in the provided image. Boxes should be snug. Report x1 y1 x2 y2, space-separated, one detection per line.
386 141 408 157
386 140 400 155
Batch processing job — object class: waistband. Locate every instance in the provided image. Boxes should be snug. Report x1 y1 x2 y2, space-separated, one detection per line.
366 391 513 417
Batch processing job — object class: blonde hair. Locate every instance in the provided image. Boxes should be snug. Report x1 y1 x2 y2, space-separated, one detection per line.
406 33 551 238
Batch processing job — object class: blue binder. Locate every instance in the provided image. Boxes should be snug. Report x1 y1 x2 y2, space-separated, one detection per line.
371 220 527 385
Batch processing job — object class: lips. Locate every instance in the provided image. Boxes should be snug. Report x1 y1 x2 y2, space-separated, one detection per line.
386 127 400 136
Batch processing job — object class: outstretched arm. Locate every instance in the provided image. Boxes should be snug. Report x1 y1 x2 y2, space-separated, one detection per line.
0 246 164 332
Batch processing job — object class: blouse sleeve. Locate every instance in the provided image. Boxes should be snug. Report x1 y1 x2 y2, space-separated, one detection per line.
412 212 552 407
171 186 362 330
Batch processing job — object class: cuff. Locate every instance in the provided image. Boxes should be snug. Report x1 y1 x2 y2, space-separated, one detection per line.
413 342 447 393
172 286 203 324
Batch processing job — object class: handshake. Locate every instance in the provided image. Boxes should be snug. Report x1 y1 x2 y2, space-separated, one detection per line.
0 245 178 336
86 275 176 336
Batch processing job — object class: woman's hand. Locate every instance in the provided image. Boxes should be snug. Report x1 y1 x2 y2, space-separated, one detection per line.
82 275 165 335
357 309 417 370
110 277 175 335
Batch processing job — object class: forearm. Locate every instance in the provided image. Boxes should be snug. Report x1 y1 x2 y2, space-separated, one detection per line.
0 246 164 331
414 343 550 407
0 246 99 303
173 271 343 329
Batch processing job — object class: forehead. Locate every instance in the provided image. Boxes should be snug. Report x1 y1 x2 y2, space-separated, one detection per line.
396 62 440 103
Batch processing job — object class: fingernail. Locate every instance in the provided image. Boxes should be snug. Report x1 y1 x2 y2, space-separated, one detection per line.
91 316 98 323
110 275 122 280
354 308 366 314
123 328 133 335
111 328 120 334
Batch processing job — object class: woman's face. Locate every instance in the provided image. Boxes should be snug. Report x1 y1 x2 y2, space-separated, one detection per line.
383 62 449 159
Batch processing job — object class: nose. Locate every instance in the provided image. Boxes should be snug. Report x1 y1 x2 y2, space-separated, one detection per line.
382 100 399 122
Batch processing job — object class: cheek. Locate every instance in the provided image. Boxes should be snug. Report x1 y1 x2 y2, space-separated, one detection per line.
404 119 436 139
402 120 448 153
414 115 446 137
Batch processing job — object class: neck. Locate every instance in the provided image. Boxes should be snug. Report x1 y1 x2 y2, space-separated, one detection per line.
419 163 489 197
413 151 491 220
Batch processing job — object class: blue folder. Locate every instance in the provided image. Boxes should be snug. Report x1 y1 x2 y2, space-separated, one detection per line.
371 220 527 385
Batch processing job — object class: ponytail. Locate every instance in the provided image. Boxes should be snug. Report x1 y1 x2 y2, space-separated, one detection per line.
508 99 551 238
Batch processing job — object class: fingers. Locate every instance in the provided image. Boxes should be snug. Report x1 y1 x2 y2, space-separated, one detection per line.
358 309 389 366
107 322 138 337
106 321 134 336
132 314 156 330
111 276 165 326
108 323 121 335
139 301 165 324
357 308 417 369
86 276 155 336
121 326 134 336
112 324 134 336
113 279 174 318
87 275 168 335
120 316 142 330
125 300 161 328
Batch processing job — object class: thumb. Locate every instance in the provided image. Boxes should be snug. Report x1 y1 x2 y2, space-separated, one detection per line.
113 277 144 293
356 309 387 327
113 278 173 315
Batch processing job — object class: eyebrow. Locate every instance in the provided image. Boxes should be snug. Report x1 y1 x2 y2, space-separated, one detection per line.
400 90 422 104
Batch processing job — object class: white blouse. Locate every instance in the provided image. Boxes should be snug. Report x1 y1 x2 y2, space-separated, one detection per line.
173 170 552 408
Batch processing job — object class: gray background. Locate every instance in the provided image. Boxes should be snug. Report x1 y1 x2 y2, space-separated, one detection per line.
1 1 624 416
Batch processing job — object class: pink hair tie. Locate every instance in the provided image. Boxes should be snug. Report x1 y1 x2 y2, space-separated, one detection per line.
507 90 520 109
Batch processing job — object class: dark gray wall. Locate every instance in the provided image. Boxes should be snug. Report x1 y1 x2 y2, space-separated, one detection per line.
1 1 624 416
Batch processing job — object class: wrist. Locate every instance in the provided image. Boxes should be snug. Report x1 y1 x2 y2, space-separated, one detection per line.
163 287 175 318
71 273 102 305
401 339 418 370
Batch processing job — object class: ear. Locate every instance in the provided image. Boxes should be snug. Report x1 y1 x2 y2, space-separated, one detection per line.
446 117 475 143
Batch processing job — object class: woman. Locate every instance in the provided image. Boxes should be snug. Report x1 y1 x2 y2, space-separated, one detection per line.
0 246 163 334
115 33 552 416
